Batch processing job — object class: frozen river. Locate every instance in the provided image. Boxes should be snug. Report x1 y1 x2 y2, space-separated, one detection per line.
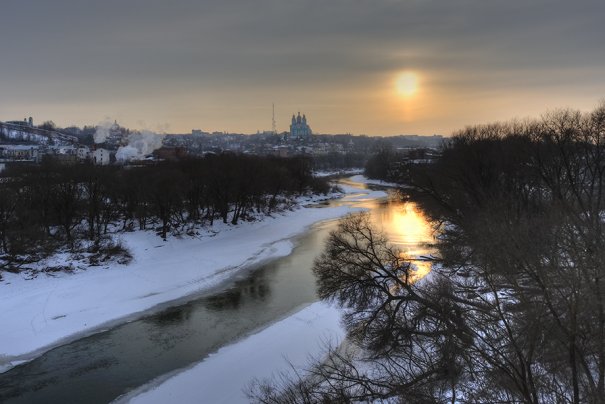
0 177 435 403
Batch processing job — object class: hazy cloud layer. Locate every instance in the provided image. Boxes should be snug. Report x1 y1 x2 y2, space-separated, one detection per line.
1 0 604 134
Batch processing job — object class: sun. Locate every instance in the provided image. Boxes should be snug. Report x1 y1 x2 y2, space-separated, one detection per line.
396 72 419 97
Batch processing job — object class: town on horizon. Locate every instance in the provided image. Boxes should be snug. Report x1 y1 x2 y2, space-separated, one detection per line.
1 109 446 138
0 113 444 168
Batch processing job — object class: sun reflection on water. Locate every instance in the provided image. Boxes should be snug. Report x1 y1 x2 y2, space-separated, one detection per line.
332 178 438 282
370 199 436 282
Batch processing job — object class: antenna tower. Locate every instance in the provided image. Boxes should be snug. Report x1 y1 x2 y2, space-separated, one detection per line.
272 103 277 134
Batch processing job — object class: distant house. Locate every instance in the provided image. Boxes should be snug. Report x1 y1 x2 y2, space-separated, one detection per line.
0 145 40 161
153 146 188 161
272 145 289 157
77 146 91 161
93 148 111 165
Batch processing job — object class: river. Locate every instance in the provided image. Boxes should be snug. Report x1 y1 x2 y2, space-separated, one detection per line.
0 177 435 404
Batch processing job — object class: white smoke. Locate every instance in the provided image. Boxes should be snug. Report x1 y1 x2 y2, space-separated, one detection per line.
94 119 115 144
116 130 165 162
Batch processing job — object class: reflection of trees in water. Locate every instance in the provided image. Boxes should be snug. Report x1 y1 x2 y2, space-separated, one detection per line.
68 357 117 378
0 342 118 400
0 369 59 401
147 304 194 327
205 272 272 312
142 305 196 351
205 288 243 311
0 331 122 401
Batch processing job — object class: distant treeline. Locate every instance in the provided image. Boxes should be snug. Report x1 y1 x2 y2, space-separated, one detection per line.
0 154 328 270
312 151 368 171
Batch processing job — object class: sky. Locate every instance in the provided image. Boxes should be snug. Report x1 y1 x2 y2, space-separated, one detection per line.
1 0 604 136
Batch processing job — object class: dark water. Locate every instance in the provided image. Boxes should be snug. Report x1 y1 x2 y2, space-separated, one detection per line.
0 182 434 404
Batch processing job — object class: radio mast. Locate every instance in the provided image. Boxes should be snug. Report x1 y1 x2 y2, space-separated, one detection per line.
272 103 277 134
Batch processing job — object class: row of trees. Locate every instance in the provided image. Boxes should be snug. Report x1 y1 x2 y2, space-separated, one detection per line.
363 141 401 180
311 151 368 171
0 154 328 273
252 104 605 403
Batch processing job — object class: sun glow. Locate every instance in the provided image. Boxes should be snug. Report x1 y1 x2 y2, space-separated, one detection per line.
387 202 434 282
396 72 419 97
390 203 432 247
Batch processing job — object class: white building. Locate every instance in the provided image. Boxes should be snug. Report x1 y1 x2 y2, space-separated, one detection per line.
93 148 111 165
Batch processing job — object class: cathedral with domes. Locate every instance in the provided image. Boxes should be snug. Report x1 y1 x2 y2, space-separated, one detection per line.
289 112 312 140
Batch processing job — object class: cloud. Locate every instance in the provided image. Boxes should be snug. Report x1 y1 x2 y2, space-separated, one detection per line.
1 0 604 134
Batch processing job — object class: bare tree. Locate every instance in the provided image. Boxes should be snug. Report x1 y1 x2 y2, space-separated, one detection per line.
251 104 605 404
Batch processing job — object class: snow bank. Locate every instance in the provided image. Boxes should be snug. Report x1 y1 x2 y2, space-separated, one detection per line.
347 174 401 188
0 178 384 372
121 302 345 404
313 168 364 177
338 187 388 202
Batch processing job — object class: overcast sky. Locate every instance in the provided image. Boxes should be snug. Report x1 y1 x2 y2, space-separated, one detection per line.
1 0 604 135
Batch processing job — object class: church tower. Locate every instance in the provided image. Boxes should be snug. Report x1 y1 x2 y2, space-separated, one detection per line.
289 112 312 140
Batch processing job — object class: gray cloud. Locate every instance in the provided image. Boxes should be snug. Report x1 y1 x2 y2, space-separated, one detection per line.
1 0 604 134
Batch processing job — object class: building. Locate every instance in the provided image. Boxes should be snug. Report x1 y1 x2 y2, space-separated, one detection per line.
93 148 111 165
5 117 33 128
0 145 39 161
289 112 312 140
154 146 189 161
76 146 91 161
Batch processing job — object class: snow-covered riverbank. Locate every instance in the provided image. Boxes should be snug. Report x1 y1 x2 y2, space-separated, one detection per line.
0 179 386 373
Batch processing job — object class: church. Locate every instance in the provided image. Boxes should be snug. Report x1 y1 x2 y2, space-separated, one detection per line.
289 112 312 140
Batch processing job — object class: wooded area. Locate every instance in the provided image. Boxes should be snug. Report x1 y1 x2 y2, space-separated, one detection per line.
0 154 328 274
252 104 605 403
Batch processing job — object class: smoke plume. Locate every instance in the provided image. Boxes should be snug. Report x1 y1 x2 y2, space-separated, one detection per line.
93 119 116 144
116 130 165 162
